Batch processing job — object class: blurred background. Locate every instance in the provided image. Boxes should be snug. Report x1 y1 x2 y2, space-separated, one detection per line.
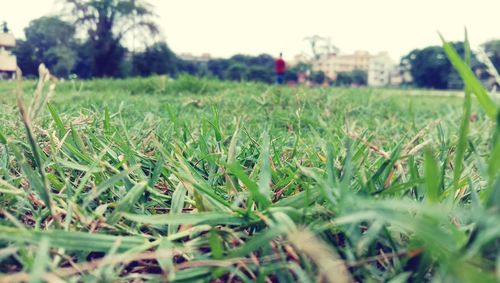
1 0 499 89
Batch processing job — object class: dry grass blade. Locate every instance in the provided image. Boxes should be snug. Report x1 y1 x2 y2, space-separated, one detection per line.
406 140 431 156
0 250 269 282
0 251 176 282
476 48 500 87
346 131 390 159
29 64 56 120
402 119 440 154
15 66 59 227
0 178 25 195
288 229 353 283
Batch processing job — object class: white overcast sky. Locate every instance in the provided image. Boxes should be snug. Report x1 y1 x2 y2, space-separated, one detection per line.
2 0 500 61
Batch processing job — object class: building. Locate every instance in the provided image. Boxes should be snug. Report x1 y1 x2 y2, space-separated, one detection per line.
178 53 212 63
389 65 413 86
368 52 394 86
310 50 409 86
289 52 311 67
0 32 16 79
312 50 371 80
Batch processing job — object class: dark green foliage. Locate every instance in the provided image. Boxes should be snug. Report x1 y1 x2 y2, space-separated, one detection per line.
481 39 500 73
335 69 367 86
1 21 9 33
404 46 451 89
402 42 478 89
132 42 178 77
207 59 230 79
205 54 276 83
14 16 77 78
64 0 159 77
310 70 326 84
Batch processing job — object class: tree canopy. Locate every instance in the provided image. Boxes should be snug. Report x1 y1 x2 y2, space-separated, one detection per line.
132 42 178 77
402 42 474 89
64 0 159 77
14 16 77 77
481 39 500 73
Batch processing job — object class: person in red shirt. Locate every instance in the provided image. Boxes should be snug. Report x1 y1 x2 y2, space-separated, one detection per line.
275 52 286 84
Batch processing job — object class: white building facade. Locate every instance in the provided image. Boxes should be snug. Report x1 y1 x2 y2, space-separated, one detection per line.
368 52 394 86
0 32 16 78
312 50 371 80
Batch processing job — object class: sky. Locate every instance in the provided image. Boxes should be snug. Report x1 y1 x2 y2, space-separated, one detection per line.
2 0 500 62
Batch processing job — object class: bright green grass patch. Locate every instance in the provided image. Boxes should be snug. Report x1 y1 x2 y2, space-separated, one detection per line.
0 73 498 282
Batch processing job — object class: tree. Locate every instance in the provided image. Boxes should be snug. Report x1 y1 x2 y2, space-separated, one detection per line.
304 35 339 60
177 60 203 76
403 46 450 89
402 42 472 89
64 0 159 77
481 39 500 73
350 69 367 85
1 22 9 33
283 68 298 82
310 71 326 84
13 40 38 76
205 54 276 83
207 59 230 79
247 66 273 83
247 54 274 83
335 72 353 86
14 16 77 78
132 41 178 76
73 41 95 78
225 63 248 81
334 69 367 86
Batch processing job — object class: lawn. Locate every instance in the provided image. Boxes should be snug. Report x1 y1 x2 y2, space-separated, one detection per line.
0 74 499 282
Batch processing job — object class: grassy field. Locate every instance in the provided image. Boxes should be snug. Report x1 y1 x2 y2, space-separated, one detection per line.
0 71 499 282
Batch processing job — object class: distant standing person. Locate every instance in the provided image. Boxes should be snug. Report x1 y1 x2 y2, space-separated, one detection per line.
275 52 286 84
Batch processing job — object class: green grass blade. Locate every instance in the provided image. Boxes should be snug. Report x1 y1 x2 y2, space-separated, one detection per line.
226 162 271 209
104 107 111 134
209 230 224 259
0 226 146 252
424 148 440 203
440 33 498 119
123 211 247 226
148 157 164 188
0 129 7 145
168 183 187 235
10 145 51 208
47 103 66 137
28 237 50 283
257 132 272 207
453 31 472 192
108 181 148 224
229 225 286 257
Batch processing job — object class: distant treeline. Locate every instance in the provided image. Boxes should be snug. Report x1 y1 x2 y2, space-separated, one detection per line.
11 13 500 89
12 16 321 84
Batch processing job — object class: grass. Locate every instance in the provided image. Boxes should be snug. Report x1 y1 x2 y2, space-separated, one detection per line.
0 45 499 282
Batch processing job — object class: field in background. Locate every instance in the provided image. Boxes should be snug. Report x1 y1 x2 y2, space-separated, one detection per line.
0 76 498 282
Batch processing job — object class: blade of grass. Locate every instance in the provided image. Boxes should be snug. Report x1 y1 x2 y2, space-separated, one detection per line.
107 181 148 224
453 29 472 193
0 226 146 252
29 237 50 283
123 211 247 226
47 103 66 137
15 67 58 227
424 147 441 203
440 33 498 119
257 132 272 208
168 183 187 235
